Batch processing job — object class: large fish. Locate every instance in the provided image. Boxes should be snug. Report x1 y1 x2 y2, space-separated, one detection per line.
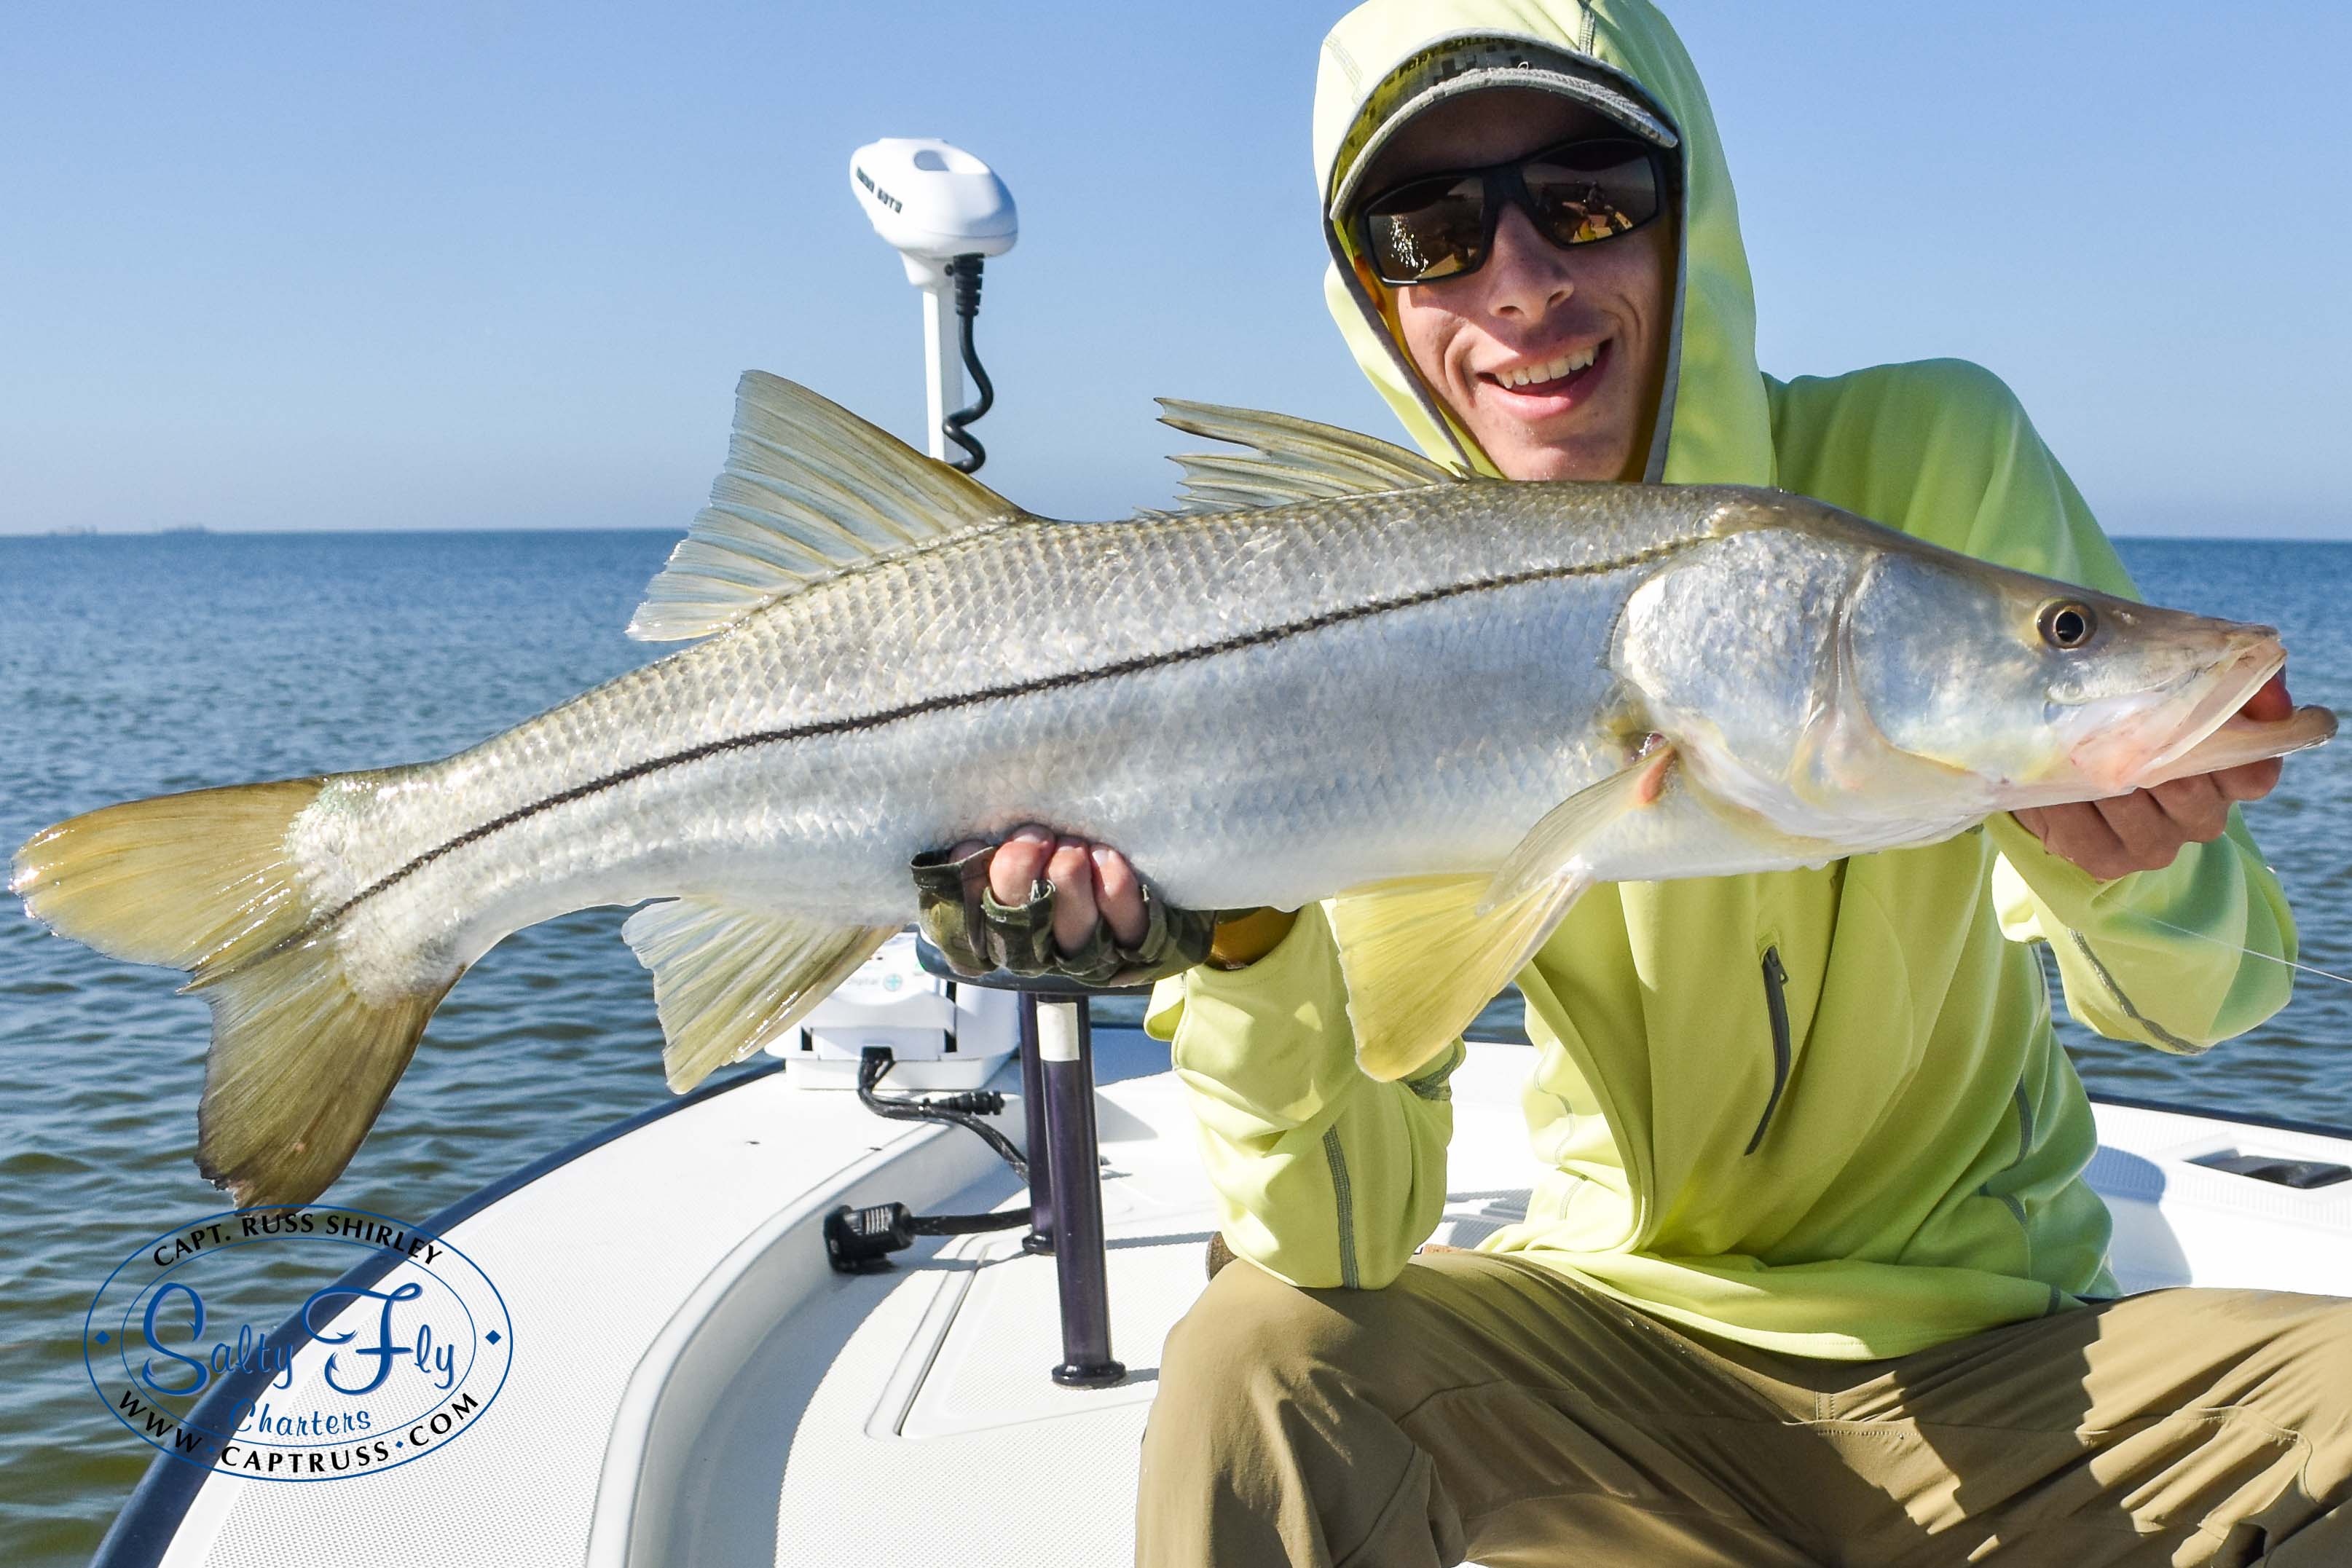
11 374 2335 1207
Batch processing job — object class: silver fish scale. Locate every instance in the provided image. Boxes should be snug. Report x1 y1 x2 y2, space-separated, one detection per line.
298 481 1748 992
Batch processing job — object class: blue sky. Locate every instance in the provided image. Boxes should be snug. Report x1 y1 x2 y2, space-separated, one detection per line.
3 1 2345 537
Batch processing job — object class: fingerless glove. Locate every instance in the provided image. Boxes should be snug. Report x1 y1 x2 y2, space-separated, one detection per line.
910 843 1222 988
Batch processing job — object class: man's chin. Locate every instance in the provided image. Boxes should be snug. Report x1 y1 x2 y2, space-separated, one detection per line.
1476 423 1633 483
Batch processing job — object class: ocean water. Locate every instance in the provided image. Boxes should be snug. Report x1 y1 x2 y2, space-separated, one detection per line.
1 530 2347 1559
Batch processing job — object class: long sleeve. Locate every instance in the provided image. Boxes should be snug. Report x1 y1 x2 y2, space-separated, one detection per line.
1988 813 2294 1053
1770 358 2300 1052
1953 374 2298 1052
1144 902 1460 1288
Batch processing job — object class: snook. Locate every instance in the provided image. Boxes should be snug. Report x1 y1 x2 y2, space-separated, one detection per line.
12 375 2335 1207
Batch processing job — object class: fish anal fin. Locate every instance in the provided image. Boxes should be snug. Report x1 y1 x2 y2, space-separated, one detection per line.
629 372 1023 643
622 897 892 1091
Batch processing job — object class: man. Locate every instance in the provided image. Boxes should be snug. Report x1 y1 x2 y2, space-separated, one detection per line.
925 2 2349 1562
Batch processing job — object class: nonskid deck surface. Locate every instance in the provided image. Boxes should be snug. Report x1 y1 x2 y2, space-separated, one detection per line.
122 1033 2352 1568
131 1055 953 1568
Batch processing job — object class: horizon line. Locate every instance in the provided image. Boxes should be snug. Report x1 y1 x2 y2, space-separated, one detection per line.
6 524 2348 545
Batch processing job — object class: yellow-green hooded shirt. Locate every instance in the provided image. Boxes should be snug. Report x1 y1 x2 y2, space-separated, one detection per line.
1144 0 2298 1359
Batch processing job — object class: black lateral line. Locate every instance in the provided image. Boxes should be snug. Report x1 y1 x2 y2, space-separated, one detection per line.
284 540 1688 953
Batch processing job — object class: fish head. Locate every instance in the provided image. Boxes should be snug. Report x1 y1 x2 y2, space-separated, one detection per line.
1612 495 2333 846
1613 514 1983 844
1844 545 2333 810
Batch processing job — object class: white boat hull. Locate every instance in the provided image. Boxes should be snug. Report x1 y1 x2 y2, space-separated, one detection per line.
101 1034 2352 1568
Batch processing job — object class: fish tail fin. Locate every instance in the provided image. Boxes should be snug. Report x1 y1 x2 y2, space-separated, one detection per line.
12 779 451 1207
188 945 455 1210
12 779 326 973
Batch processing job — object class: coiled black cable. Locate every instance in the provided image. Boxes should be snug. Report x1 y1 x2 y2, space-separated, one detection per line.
941 253 994 473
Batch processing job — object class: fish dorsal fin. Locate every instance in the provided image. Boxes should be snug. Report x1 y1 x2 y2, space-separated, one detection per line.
1330 750 1675 1082
629 371 1022 642
1152 399 1463 514
621 896 894 1090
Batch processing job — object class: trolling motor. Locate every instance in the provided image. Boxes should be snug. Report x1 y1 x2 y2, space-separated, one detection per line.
849 138 1017 471
830 141 1126 1387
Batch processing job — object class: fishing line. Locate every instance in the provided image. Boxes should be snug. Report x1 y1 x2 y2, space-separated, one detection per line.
2133 912 2352 990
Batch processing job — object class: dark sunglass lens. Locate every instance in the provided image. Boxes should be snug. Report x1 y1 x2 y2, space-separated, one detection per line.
1523 143 1659 245
1364 175 1486 282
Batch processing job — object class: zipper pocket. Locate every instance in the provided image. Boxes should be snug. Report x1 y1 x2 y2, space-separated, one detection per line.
1743 946 1793 1156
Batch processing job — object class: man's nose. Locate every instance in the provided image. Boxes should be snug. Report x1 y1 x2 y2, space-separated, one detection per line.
1479 202 1575 321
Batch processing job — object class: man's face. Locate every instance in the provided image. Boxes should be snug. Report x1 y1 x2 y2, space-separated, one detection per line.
1356 90 1675 483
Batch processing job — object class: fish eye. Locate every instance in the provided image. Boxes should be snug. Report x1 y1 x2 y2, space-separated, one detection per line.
2038 600 2097 650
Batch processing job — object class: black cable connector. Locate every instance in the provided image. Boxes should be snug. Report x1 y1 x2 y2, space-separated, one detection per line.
824 1199 1031 1274
857 1045 1026 1181
940 253 995 474
825 1201 916 1273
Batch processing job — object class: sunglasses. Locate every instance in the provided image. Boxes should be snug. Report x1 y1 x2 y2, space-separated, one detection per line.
1353 136 1672 287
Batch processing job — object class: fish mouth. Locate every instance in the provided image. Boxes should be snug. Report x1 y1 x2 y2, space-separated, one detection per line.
2136 640 2284 776
2140 685 2337 788
2066 635 2335 793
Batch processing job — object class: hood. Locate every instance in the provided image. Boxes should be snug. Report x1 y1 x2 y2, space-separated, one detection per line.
1314 0 1773 486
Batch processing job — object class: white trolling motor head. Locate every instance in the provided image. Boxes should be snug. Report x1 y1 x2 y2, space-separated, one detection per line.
849 138 1016 472
849 138 1018 285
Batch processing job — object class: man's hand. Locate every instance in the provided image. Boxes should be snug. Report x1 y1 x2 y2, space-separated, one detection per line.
2010 674 2290 882
923 825 1295 974
946 824 1149 956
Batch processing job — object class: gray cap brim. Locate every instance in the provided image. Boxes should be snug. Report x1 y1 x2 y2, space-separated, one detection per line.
1327 33 1679 222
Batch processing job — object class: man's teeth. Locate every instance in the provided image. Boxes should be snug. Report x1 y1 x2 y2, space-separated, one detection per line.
1498 345 1600 388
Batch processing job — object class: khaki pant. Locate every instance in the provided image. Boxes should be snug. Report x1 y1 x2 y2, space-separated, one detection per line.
1135 1249 2352 1567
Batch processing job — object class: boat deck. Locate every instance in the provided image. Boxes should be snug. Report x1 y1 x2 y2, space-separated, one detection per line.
103 1031 2352 1567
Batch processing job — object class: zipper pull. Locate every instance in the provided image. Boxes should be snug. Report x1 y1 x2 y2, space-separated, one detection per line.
1745 945 1793 1156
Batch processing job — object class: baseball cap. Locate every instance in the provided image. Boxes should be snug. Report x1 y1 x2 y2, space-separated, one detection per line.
1326 31 1680 221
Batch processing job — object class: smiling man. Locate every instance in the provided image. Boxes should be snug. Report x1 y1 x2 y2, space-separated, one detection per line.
1365 92 1676 487
923 1 2348 1563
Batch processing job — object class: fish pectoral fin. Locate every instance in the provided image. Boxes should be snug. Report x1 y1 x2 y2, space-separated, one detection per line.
629 372 1025 643
1149 399 1465 514
622 897 893 1092
1482 746 1675 915
1331 752 1675 1082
